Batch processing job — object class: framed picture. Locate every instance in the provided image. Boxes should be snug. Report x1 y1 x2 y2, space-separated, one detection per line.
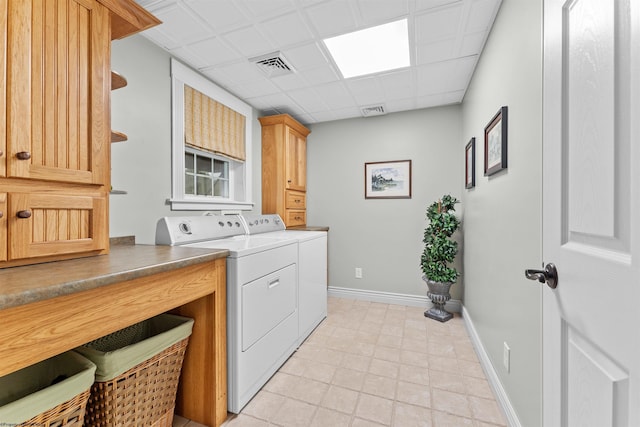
484 106 508 176
364 160 412 199
465 137 475 189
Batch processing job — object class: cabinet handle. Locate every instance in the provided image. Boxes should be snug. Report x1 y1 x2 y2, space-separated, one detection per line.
287 179 292 183
0 211 3 218
16 151 31 160
0 150 3 157
295 199 301 203
16 210 32 219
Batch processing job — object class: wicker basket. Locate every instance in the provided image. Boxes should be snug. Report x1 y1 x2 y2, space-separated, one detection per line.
75 314 194 427
0 352 96 427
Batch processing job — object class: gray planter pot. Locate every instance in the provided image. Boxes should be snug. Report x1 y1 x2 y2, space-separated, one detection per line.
423 276 453 322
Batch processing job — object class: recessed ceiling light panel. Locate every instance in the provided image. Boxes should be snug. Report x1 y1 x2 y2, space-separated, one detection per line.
324 19 410 79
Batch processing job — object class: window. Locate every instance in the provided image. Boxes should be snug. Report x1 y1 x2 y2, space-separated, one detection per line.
170 59 253 211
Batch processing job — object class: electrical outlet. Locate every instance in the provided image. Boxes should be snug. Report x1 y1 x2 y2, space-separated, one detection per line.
503 342 510 372
355 267 363 279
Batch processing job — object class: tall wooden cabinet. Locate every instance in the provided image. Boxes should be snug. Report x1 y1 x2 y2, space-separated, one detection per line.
260 114 311 227
0 0 159 268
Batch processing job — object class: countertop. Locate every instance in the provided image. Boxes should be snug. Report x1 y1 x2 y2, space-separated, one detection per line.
0 244 229 310
287 225 330 232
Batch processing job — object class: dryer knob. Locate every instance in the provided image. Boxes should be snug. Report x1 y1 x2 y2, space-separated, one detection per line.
218 221 224 227
178 223 192 234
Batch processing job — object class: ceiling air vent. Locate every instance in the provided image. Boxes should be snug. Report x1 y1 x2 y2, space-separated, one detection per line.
250 52 295 77
361 104 386 117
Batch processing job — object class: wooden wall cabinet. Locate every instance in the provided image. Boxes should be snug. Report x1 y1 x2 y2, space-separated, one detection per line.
260 114 310 227
0 0 159 268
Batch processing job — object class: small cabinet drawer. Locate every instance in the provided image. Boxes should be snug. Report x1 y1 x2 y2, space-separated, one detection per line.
285 190 306 209
285 210 306 227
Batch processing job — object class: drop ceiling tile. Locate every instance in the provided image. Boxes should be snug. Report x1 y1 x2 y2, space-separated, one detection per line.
415 4 463 42
226 78 280 99
259 12 313 48
440 90 466 104
346 77 385 106
329 106 362 120
271 73 310 91
459 31 487 56
211 61 267 83
304 0 358 38
416 56 477 95
416 93 446 109
416 38 456 65
139 26 180 50
355 0 409 26
222 26 274 57
184 1 248 33
385 97 417 113
168 46 209 70
287 88 330 113
200 67 235 89
256 92 300 111
151 4 211 46
299 66 340 85
243 96 273 110
314 81 355 109
378 69 415 100
282 43 329 71
465 0 501 33
240 0 293 20
185 36 241 67
414 0 462 11
306 110 335 122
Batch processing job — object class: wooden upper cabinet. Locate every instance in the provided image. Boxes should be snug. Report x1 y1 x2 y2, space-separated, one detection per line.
285 127 307 192
260 114 310 227
6 0 110 186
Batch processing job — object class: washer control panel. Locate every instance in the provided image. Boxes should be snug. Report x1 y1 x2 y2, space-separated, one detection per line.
156 214 245 245
241 214 285 234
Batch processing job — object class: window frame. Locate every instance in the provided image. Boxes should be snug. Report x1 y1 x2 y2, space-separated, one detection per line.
169 58 253 211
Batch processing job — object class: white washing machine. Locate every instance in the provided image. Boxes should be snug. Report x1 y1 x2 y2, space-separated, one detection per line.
242 214 328 344
155 214 300 413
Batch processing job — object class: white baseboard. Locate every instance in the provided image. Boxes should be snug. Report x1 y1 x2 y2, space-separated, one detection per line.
462 305 522 427
327 286 462 313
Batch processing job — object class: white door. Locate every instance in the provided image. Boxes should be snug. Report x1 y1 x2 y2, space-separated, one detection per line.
541 0 640 426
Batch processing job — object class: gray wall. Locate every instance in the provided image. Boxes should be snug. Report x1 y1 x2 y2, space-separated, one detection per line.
461 0 543 425
109 35 262 244
306 107 463 300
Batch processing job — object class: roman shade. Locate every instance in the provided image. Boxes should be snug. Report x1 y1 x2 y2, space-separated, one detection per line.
184 85 246 161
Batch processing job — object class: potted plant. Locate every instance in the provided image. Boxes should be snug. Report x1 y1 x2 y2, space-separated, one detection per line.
421 194 460 322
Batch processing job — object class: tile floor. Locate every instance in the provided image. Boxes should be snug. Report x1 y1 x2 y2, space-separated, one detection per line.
174 297 507 427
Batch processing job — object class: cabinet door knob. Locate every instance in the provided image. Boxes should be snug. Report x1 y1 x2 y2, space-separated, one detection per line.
0 211 3 218
16 151 31 160
16 210 32 219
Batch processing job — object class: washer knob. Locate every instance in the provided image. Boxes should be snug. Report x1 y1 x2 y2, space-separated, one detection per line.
178 223 192 234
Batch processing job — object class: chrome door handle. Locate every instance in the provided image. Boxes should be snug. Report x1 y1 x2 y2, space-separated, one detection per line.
525 263 558 289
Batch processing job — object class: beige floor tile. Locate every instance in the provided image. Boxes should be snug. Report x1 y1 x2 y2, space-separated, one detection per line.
393 402 433 427
222 414 269 427
181 298 508 427
431 410 475 427
340 353 372 372
270 398 317 426
355 394 394 425
469 396 507 425
463 376 495 399
310 407 352 427
332 367 366 390
263 372 301 396
320 385 360 414
291 377 330 405
172 415 189 427
368 358 400 379
241 390 286 421
362 373 397 399
398 364 430 386
429 370 466 394
301 360 337 383
396 380 431 408
431 389 471 418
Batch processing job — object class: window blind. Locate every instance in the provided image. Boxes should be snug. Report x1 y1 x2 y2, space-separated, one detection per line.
184 85 246 161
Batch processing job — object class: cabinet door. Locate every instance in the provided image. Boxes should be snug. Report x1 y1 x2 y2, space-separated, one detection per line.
0 194 6 261
6 0 110 185
285 128 306 191
8 193 107 260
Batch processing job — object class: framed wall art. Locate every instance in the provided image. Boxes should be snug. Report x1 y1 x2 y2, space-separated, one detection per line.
484 106 508 176
465 137 476 189
364 160 412 199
